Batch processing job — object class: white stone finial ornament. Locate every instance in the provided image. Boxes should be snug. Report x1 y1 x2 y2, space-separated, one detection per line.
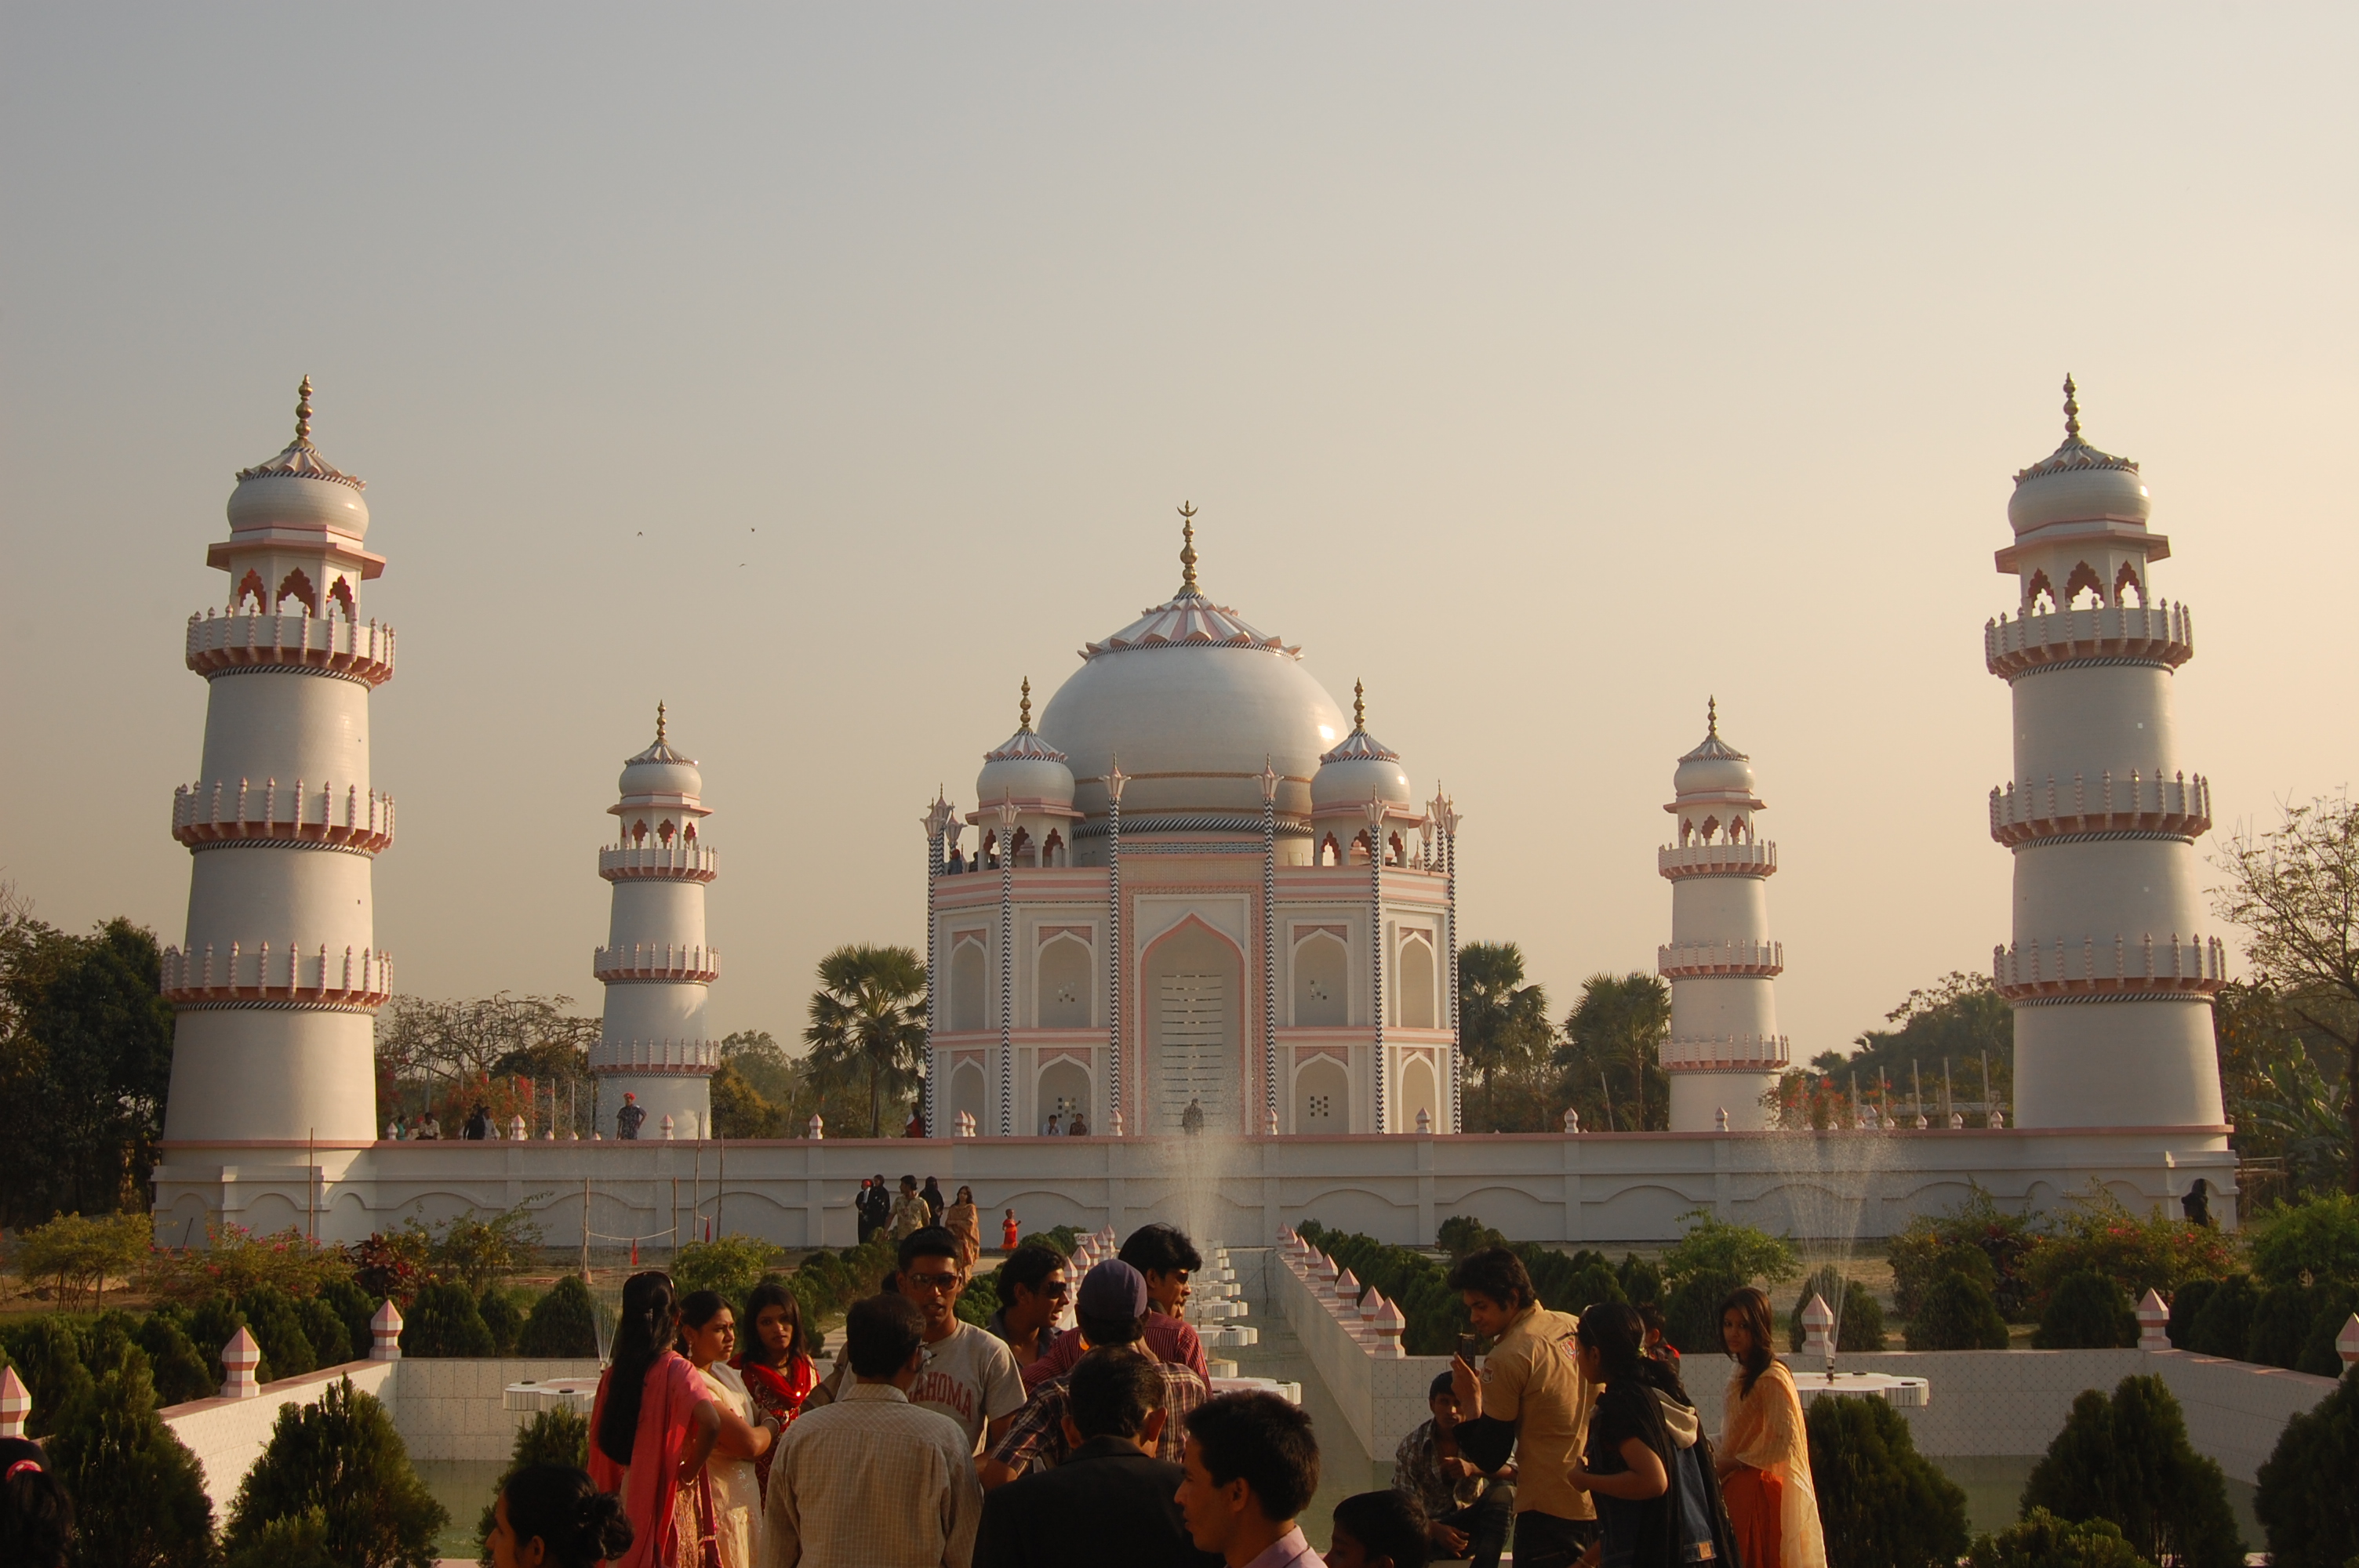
0 1367 28 1439
2336 1312 2359 1370
809 1112 825 1139
1565 1105 1581 1134
221 1325 263 1398
1801 1293 1834 1370
2135 1288 2171 1351
371 1298 405 1361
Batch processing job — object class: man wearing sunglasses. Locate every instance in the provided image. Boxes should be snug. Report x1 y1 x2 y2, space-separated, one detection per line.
805 1225 1026 1459
985 1243 1073 1367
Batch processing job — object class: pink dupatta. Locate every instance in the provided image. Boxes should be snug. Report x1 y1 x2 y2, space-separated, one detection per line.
587 1350 712 1568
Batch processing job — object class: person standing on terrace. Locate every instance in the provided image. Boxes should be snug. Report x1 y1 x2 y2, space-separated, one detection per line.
1444 1247 1596 1568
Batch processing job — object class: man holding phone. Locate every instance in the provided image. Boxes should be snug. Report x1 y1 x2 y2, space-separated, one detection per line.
1444 1247 1598 1568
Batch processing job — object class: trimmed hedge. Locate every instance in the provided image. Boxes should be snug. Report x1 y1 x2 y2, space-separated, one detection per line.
2034 1272 2137 1349
2254 1367 2359 1568
1808 1389 1970 1568
2022 1374 2242 1568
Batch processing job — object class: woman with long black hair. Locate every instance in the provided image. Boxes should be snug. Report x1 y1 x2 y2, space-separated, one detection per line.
1565 1303 1738 1568
731 1279 815 1501
1716 1287 1826 1568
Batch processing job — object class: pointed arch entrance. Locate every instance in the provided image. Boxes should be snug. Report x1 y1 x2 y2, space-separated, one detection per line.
1141 915 1243 1135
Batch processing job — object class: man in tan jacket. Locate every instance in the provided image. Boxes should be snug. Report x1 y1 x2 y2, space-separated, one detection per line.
1446 1247 1598 1568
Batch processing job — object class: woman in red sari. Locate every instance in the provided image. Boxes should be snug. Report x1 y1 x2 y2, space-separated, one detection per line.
730 1280 816 1503
587 1271 769 1568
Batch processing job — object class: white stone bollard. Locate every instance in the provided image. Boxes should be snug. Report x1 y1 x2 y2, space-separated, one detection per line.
2136 1289 2171 1352
1416 1108 1432 1134
1715 1107 1729 1131
0 1366 27 1437
509 1115 528 1141
2338 1312 2359 1370
661 1114 676 1140
1564 1106 1581 1134
1333 1268 1360 1316
1267 1106 1280 1137
371 1298 405 1361
1801 1294 1834 1369
1372 1295 1408 1359
809 1112 825 1140
1358 1287 1383 1341
221 1325 263 1398
1987 1109 2005 1130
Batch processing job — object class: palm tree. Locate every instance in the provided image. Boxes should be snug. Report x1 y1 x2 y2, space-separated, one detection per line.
801 944 929 1138
1458 942 1554 1132
1558 972 1671 1131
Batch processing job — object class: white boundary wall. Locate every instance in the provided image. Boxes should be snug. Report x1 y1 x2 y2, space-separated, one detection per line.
1274 1249 2339 1483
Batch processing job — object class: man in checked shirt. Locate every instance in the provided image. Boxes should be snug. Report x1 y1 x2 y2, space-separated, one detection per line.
979 1258 1208 1487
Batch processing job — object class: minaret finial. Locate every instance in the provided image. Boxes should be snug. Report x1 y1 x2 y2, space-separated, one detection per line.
1018 677 1033 731
1707 695 1717 737
2063 373 2081 441
655 700 667 744
1178 501 1199 592
295 375 314 445
1353 679 1366 731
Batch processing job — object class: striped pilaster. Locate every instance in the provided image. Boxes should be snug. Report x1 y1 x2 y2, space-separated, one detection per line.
1261 792 1279 1131
924 826 943 1138
998 844 1014 1138
1107 787 1123 1133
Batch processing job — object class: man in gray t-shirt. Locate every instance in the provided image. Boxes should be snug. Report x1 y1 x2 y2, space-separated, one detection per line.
806 1225 1026 1454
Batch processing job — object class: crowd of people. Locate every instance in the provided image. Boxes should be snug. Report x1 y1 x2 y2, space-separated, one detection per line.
0 1219 1825 1568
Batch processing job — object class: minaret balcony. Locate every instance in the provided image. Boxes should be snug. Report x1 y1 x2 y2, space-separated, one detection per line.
1990 771 2211 846
1661 1034 1790 1071
1658 940 1783 978
593 944 720 984
589 1038 721 1076
599 844 718 883
173 779 394 854
1993 932 2227 1002
187 610 396 686
1983 601 2192 681
1658 841 1777 880
161 941 391 1010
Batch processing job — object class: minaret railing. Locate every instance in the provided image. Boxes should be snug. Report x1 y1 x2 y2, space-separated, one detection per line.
1260 759 1280 1133
1106 760 1127 1135
1365 797 1387 1134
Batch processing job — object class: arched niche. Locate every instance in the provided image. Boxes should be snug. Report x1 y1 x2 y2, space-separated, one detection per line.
950 935 988 1032
1398 930 1437 1029
1037 1058 1090 1130
1401 1055 1439 1133
1292 930 1347 1026
951 1061 988 1134
1294 1056 1348 1133
1144 916 1241 1134
1036 934 1092 1028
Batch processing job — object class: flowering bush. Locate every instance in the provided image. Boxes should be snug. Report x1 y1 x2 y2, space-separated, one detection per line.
140 1221 354 1305
1888 1185 2041 1321
2019 1185 2238 1309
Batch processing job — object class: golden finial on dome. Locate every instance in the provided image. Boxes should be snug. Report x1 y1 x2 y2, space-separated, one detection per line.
295 375 314 445
1018 677 1033 732
1353 679 1366 731
1179 501 1199 592
2063 374 2081 441
655 700 667 745
1707 695 1717 737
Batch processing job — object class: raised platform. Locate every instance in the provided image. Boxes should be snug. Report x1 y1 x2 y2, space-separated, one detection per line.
151 1125 2237 1249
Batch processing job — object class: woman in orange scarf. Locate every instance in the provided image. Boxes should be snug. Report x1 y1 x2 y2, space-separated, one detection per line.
1714 1287 1827 1568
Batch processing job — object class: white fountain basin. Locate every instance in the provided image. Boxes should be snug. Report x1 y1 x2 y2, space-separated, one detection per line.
1212 1374 1300 1404
504 1377 602 1414
1791 1370 1928 1408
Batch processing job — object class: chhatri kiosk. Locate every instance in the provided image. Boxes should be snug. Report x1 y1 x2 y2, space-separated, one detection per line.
150 383 2237 1249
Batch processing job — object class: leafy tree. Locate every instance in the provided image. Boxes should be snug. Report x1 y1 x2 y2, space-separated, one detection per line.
0 888 177 1225
223 1374 448 1568
319 1277 381 1360
2254 1367 2359 1568
1458 942 1555 1133
2213 982 2354 1201
2034 1272 2137 1348
2294 1280 2359 1376
2021 1182 2237 1308
1887 1184 2040 1320
1806 1392 1970 1568
224 1508 337 1568
2165 1277 2217 1349
1811 971 2011 1128
402 1280 496 1358
2246 1192 2359 1285
133 1312 216 1406
1616 1253 1663 1306
2184 1274 2261 1359
2023 1375 2243 1568
476 1406 591 1563
0 1314 93 1435
518 1273 604 1357
675 1235 788 1304
710 1059 786 1138
2214 791 2359 1192
1788 1266 1884 1353
387 1203 545 1295
11 1211 152 1308
187 1294 268 1384
1968 1508 2155 1568
1906 1270 2011 1351
373 990 600 1134
478 1287 525 1356
238 1283 320 1378
713 1029 834 1135
1556 971 1669 1132
1437 1215 1507 1259
1662 1209 1801 1287
802 944 929 1138
43 1358 215 1568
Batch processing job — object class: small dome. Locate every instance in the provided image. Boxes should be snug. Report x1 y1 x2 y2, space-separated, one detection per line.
227 377 371 540
1673 701 1757 798
618 705 703 803
2008 376 2150 535
976 681 1075 807
1311 682 1414 812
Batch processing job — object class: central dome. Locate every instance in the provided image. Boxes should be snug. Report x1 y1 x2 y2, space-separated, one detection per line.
1036 514 1344 822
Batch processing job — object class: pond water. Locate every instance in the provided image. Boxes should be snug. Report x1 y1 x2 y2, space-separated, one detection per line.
416 1458 503 1559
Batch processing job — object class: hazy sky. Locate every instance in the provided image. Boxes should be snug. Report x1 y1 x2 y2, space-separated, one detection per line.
5 5 2354 1063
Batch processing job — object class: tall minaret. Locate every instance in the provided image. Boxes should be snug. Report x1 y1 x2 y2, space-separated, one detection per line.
1658 701 1788 1131
1987 379 2223 1129
162 379 395 1144
591 706 721 1138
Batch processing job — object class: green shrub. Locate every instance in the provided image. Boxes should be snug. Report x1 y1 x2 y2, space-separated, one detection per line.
1888 1185 2039 1321
224 1508 337 1568
518 1273 603 1357
222 1374 448 1568
0 1315 91 1435
238 1284 319 1379
2294 1281 2359 1377
2245 1281 2320 1369
475 1406 591 1564
1906 1270 2010 1351
2185 1274 2261 1359
1664 1268 1747 1357
2246 1193 2359 1287
402 1280 496 1358
1662 1209 1801 1290
43 1359 215 1568
298 1294 354 1366
2166 1278 2218 1348
955 1269 1001 1328
1789 1267 1885 1353
1438 1215 1507 1258
1017 1226 1081 1257
477 1288 525 1356
1967 1507 2156 1568
1615 1253 1663 1306
1558 1257 1626 1316
133 1313 216 1406
187 1294 264 1381
2254 1367 2359 1568
2022 1374 2242 1568
675 1235 789 1305
1806 1390 1970 1568
2021 1184 2239 1311
318 1278 380 1359
2034 1272 2137 1349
